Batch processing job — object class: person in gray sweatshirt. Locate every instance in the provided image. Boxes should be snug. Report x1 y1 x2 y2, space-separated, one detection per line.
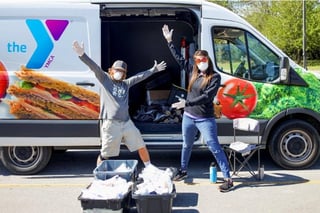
72 41 167 166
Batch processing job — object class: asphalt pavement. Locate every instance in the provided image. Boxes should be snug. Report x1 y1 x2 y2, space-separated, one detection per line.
0 149 320 213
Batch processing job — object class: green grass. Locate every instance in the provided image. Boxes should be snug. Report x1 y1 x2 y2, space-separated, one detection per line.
305 60 320 72
307 65 320 72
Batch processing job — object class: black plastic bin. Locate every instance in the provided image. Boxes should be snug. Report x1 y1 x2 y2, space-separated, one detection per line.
132 185 176 213
78 189 131 213
79 159 138 213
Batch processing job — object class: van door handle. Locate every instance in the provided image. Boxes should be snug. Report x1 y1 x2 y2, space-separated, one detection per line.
76 82 95 87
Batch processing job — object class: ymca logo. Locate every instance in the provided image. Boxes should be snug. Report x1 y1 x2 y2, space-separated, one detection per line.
26 19 69 69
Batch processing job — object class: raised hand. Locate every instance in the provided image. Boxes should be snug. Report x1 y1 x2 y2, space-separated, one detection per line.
152 60 167 72
162 24 173 43
72 40 85 56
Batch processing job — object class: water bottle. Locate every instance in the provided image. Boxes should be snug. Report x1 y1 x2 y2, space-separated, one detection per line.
258 164 264 180
210 162 217 183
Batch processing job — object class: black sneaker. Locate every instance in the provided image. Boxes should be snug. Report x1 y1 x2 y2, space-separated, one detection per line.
173 169 188 181
219 179 234 192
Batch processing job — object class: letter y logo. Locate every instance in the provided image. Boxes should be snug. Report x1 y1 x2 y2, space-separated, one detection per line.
26 19 69 69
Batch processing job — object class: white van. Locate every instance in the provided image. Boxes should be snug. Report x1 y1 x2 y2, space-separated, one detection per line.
1 0 319 174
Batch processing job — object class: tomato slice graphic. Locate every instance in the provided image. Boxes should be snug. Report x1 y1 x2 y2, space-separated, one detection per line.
217 79 257 119
0 61 9 99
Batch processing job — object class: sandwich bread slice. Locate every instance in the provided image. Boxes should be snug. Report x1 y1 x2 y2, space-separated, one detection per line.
6 66 100 119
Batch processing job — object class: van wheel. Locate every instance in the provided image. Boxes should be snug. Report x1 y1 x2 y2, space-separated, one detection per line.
0 146 52 175
268 119 320 169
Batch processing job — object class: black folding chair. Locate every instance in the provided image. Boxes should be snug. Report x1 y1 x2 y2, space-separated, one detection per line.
224 118 264 180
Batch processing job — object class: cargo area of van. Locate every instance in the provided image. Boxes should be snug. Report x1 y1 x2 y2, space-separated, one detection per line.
99 7 200 134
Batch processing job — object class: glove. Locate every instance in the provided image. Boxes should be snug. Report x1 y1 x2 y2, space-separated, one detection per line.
162 24 173 43
72 40 85 56
171 98 186 109
152 60 167 72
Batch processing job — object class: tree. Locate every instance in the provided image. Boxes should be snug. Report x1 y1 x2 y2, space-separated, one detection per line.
210 0 320 63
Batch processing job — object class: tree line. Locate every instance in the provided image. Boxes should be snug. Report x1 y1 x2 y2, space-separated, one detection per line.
211 0 320 64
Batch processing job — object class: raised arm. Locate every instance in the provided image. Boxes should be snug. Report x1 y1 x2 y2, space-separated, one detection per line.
162 24 188 70
126 60 167 87
72 40 109 83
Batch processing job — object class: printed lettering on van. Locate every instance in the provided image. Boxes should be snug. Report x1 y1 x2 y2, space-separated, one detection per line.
25 19 69 69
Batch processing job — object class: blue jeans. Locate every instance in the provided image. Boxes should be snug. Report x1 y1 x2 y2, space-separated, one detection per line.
181 114 231 179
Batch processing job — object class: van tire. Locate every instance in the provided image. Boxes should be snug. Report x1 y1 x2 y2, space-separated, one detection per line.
0 146 52 175
268 119 320 169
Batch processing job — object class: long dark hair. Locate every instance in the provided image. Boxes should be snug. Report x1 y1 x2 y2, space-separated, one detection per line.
187 50 214 92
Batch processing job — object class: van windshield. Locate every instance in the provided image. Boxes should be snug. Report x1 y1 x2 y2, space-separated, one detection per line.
212 27 280 83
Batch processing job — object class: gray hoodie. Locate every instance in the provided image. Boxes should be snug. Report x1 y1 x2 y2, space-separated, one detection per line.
79 54 159 121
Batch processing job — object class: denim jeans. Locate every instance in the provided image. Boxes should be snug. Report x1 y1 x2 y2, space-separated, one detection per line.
181 114 231 179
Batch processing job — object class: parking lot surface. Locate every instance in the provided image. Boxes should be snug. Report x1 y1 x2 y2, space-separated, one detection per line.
0 149 320 213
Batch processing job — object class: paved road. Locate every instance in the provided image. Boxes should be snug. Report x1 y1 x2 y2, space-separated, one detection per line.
0 149 320 213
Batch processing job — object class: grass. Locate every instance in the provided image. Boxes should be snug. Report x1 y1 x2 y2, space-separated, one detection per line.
305 60 320 72
307 65 320 72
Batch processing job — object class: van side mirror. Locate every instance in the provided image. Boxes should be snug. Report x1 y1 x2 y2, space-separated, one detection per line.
280 56 289 82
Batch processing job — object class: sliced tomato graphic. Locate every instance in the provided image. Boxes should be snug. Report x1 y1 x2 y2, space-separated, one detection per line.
217 79 257 119
0 61 9 98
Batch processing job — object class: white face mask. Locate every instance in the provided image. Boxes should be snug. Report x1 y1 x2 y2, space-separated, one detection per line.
197 62 209 72
113 71 123 81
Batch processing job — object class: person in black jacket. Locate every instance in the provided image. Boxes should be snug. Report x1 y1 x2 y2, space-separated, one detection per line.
162 24 233 192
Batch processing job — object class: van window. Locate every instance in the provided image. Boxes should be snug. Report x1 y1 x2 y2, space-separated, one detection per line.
212 27 280 82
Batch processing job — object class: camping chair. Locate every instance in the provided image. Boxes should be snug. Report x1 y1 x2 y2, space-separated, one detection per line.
224 118 264 180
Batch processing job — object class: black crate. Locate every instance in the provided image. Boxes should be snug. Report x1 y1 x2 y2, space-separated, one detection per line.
78 191 131 213
132 185 176 213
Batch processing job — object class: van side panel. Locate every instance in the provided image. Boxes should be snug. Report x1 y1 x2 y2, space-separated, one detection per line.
0 2 101 146
0 3 101 121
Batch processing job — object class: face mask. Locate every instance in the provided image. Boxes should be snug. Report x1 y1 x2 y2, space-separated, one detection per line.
197 62 209 72
113 71 123 81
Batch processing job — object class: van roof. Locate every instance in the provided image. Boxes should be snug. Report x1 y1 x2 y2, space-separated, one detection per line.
91 0 203 5
0 0 203 4
1 0 247 25
0 0 244 25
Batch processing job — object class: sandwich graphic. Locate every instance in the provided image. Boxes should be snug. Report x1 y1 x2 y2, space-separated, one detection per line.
6 66 100 119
